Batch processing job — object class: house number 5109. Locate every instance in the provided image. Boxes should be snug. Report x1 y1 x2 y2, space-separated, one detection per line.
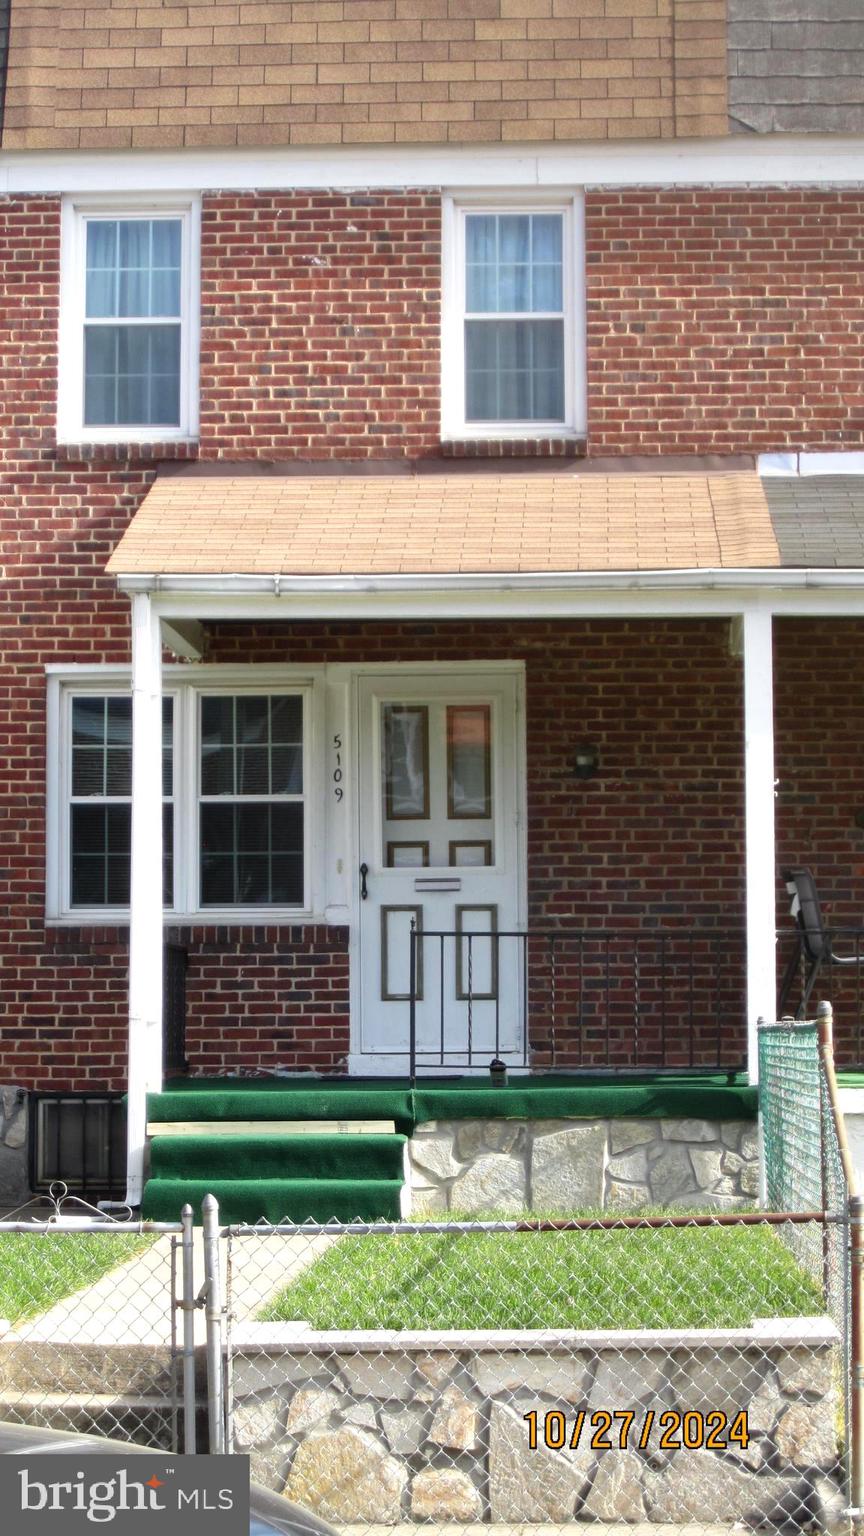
333 734 344 801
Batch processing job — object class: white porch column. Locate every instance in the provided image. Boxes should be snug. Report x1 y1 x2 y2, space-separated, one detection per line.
126 592 164 1207
743 604 777 1084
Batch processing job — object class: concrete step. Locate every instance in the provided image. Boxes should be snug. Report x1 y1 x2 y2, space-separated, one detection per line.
0 1341 175 1395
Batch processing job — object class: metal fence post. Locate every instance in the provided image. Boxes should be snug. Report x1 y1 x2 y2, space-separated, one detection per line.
842 1185 854 1523
202 1193 225 1455
180 1203 197 1454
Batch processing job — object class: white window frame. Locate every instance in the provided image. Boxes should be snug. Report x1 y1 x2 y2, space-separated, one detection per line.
57 193 200 445
46 667 323 924
441 192 586 442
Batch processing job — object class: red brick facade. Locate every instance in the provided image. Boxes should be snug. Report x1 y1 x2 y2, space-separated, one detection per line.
5 613 864 1084
586 189 864 456
2 184 864 1089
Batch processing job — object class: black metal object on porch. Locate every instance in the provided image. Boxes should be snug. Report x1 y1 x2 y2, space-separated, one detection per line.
778 867 863 1019
407 925 747 1080
164 942 188 1074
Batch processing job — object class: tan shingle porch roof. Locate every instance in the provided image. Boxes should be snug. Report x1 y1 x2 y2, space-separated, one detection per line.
106 472 780 579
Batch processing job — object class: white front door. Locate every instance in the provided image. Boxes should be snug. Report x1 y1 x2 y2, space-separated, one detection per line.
355 670 524 1074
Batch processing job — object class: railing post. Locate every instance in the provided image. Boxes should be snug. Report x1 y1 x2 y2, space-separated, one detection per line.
180 1202 197 1454
202 1193 225 1454
409 919 417 1084
849 1193 864 1525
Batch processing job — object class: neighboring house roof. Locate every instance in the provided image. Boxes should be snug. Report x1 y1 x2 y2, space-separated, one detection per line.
106 471 780 579
765 476 864 568
728 0 864 135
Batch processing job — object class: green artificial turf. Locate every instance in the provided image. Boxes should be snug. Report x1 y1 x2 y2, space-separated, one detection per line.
0 1233 153 1326
142 1177 404 1224
149 1133 406 1181
148 1070 757 1132
260 1221 823 1331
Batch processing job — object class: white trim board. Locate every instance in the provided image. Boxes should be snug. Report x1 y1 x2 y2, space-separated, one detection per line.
3 136 864 195
760 452 864 476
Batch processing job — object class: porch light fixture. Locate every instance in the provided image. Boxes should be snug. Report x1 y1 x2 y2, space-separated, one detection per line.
572 744 599 780
489 1058 508 1088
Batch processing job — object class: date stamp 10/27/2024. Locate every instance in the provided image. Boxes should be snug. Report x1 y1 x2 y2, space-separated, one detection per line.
523 1409 750 1455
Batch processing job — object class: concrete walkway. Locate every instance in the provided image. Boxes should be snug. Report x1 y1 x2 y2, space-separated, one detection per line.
4 1228 331 1346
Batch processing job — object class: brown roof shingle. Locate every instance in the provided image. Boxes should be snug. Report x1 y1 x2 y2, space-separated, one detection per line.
106 471 780 579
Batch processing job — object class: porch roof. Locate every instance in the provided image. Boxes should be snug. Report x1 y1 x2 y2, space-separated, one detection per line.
106 470 781 579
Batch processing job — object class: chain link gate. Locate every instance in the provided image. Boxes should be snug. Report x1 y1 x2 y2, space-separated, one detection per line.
0 1201 199 1454
196 1032 859 1536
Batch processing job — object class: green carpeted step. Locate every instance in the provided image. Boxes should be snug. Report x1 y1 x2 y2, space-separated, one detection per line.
141 1177 403 1225
146 1071 757 1130
149 1133 406 1181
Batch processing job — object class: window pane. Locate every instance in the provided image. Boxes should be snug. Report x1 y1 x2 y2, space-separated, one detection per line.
85 223 118 318
201 747 235 797
72 696 105 746
465 318 564 423
162 697 174 798
465 212 562 318
84 325 181 428
271 696 303 743
106 698 132 744
237 696 269 744
71 804 131 907
202 696 234 746
201 695 303 798
271 745 303 794
200 803 304 906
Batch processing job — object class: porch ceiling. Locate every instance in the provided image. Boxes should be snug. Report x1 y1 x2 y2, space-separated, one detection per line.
106 471 780 579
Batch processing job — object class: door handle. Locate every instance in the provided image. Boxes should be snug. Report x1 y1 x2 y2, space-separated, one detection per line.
359 862 369 900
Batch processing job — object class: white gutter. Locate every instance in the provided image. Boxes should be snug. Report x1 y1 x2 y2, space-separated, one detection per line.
114 566 864 596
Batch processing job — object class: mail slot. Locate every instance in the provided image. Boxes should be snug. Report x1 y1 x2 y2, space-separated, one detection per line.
414 877 462 892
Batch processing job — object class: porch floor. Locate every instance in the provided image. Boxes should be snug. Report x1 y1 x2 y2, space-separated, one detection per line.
147 1070 757 1134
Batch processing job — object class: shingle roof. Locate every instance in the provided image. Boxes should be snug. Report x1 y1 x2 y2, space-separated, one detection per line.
764 477 864 569
106 472 780 579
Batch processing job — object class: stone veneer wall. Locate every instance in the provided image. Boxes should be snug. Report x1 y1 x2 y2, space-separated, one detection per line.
407 1118 760 1215
0 1087 28 1207
231 1321 840 1525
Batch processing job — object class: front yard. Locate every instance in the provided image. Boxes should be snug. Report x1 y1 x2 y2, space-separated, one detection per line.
0 1233 153 1325
260 1220 823 1330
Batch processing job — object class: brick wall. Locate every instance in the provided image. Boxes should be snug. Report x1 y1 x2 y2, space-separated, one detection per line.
198 191 441 460
1 0 728 152
6 188 864 463
4 607 864 1082
587 189 864 456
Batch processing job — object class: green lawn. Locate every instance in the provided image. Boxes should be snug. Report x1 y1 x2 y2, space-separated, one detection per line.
0 1233 153 1325
260 1222 824 1331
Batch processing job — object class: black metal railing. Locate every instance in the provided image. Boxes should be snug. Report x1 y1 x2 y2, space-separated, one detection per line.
407 926 748 1080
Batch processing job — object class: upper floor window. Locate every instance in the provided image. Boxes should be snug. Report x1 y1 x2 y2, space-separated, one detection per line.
442 196 585 442
58 198 200 444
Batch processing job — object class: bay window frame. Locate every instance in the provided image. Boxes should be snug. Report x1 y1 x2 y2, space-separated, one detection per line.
440 192 585 442
57 193 201 446
46 667 321 924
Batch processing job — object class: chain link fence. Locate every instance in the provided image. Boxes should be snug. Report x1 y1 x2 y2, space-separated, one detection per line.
0 1198 196 1454
210 1203 847 1532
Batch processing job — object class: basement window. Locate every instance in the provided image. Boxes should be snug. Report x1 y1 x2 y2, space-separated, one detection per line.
57 197 200 444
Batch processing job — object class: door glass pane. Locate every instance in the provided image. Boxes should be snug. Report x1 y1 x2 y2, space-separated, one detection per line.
383 706 429 820
447 705 492 819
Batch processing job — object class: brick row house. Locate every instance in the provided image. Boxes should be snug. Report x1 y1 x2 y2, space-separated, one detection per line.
2 0 864 1214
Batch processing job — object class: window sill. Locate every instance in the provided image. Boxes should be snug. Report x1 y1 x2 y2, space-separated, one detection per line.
440 436 586 460
46 910 326 929
54 439 199 465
